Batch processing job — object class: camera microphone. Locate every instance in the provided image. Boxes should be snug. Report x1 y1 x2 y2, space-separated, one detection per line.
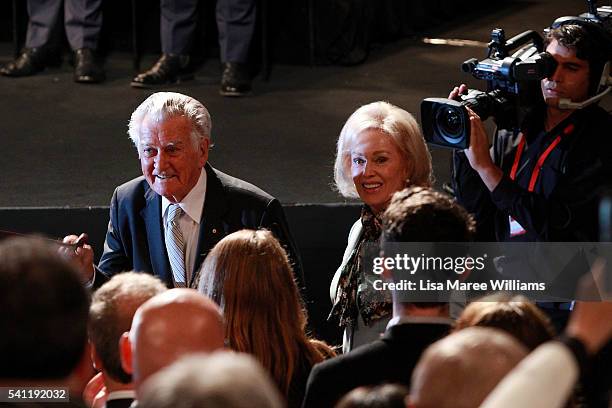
558 87 611 109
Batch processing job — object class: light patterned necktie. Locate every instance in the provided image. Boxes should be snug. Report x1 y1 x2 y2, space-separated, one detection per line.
165 204 186 287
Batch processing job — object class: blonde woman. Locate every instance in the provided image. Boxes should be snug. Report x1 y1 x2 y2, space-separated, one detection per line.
330 101 433 352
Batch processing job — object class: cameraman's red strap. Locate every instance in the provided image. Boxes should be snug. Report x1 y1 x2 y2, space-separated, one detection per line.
528 136 562 191
509 123 575 192
509 134 525 181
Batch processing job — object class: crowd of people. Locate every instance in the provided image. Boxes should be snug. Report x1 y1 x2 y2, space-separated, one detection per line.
1 15 611 408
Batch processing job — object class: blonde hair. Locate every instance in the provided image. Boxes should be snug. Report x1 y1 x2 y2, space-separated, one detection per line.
198 230 335 395
333 101 433 198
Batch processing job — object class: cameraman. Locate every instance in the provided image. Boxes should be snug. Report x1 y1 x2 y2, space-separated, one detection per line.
451 22 612 242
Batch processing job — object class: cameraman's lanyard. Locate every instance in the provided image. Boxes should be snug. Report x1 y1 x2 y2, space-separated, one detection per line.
507 123 575 236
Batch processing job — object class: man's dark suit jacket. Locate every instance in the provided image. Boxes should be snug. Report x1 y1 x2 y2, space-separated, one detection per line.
301 321 450 408
96 163 303 289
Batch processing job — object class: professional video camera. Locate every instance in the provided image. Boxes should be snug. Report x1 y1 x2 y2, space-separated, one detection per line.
421 0 612 150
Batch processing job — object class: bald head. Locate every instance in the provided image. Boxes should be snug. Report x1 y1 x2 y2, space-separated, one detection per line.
409 327 527 408
124 289 224 393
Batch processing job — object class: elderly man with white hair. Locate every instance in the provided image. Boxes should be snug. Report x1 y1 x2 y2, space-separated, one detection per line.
64 92 302 289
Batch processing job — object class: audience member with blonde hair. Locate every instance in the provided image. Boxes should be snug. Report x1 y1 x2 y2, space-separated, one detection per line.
199 229 335 407
454 294 556 350
329 101 433 352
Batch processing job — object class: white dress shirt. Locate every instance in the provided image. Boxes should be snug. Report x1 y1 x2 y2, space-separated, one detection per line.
161 168 207 285
105 389 136 404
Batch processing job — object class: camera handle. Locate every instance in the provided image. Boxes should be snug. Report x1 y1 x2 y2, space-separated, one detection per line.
586 0 599 20
503 30 544 54
486 29 544 59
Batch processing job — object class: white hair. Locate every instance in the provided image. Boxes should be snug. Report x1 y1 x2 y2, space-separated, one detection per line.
333 101 433 198
138 352 284 408
127 92 212 152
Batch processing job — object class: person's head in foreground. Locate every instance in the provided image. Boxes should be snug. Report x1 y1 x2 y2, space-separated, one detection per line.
138 352 284 408
407 327 528 408
0 237 90 392
89 272 167 386
382 186 475 243
128 92 212 203
454 293 556 350
199 229 334 402
119 288 225 396
382 186 475 314
334 101 432 215
335 384 410 408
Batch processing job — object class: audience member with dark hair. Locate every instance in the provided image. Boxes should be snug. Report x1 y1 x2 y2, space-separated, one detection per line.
139 352 284 408
303 186 474 408
335 384 409 408
118 288 225 398
407 327 528 408
87 272 167 408
0 237 91 406
199 229 334 408
454 294 556 350
382 186 475 243
452 22 612 243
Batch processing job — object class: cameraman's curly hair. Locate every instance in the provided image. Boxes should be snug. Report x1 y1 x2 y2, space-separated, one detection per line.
545 23 611 95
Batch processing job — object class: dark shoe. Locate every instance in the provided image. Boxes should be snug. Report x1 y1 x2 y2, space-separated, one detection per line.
0 47 60 77
73 48 105 83
220 62 252 96
131 54 193 88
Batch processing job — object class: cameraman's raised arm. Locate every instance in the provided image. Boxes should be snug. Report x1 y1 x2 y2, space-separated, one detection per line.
450 85 503 191
450 82 612 241
450 84 499 241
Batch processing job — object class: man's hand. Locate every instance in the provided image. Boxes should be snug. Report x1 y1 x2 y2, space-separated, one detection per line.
449 84 503 191
83 372 107 408
448 84 469 101
61 233 95 284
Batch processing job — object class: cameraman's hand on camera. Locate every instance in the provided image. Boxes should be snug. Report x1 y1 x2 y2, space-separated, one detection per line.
465 108 503 191
448 84 469 101
449 84 503 191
